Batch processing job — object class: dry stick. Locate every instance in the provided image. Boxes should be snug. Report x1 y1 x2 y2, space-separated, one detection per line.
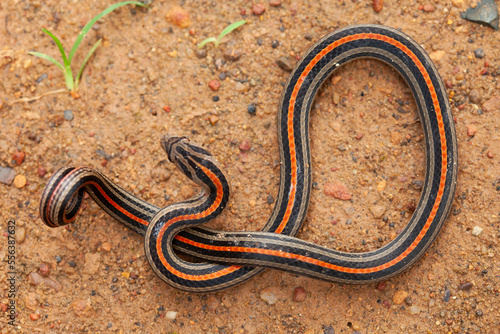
11 88 67 104
421 3 453 46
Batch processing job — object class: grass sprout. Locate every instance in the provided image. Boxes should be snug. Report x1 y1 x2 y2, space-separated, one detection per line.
28 1 148 95
198 20 247 49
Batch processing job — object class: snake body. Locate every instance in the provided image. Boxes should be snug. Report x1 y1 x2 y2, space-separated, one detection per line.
40 25 458 292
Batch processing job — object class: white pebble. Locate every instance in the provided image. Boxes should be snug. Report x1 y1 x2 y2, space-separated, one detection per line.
471 226 483 236
165 311 178 320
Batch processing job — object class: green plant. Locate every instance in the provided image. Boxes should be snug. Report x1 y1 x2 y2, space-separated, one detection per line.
197 20 247 49
28 1 147 95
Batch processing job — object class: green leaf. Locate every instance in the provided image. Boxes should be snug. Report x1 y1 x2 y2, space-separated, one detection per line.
68 1 148 63
41 28 69 66
215 20 246 46
197 37 217 49
28 51 64 71
75 38 102 90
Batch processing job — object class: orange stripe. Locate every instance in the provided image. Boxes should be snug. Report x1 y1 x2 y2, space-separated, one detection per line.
155 164 242 281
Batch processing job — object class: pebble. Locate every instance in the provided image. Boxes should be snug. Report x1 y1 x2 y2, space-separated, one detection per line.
269 0 282 6
468 89 482 104
224 49 242 62
323 325 335 334
165 6 191 28
443 288 451 302
83 253 101 274
239 140 251 152
393 290 408 304
37 166 47 177
486 151 493 158
181 185 195 199
11 151 25 165
423 3 436 12
252 3 266 15
215 58 225 70
39 263 51 277
195 49 207 58
482 95 500 113
208 115 218 125
466 125 477 137
376 179 386 192
458 282 473 290
0 166 16 185
409 305 421 315
369 205 386 218
13 175 27 188
474 48 485 59
471 226 483 236
260 287 278 304
275 57 294 72
30 313 40 321
64 110 74 121
411 180 423 190
166 311 178 320
292 287 307 302
212 96 219 102
235 82 250 92
390 131 402 144
377 281 386 290
429 50 445 62
324 182 351 200
272 40 279 48
208 79 221 91
247 104 256 114
101 242 112 252
372 0 383 13
36 73 48 84
206 295 220 311
71 299 92 316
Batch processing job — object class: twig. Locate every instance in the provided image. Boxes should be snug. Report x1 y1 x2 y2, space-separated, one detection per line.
421 2 452 45
11 88 67 104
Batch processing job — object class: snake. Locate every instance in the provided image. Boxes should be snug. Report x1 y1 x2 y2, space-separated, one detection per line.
40 24 458 292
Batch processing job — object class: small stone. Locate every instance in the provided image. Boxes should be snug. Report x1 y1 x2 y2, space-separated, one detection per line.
324 182 351 200
260 287 278 305
223 49 242 62
486 151 493 158
458 282 473 290
215 58 225 70
71 299 92 316
475 310 483 316
272 40 279 48
166 311 178 320
247 104 257 114
206 295 220 311
12 151 25 165
252 3 266 15
423 3 436 12
235 82 250 92
83 253 101 274
275 57 294 72
409 305 420 315
195 49 207 58
101 242 112 252
39 263 51 277
0 303 7 312
393 290 408 304
429 50 445 62
208 79 221 91
64 110 74 121
333 92 340 105
471 226 483 236
0 166 16 185
37 166 47 177
376 179 386 192
269 0 282 6
443 288 451 302
239 140 251 152
14 175 27 188
208 115 219 125
28 272 45 286
474 48 485 59
369 206 386 218
292 287 307 302
165 6 191 28
404 297 413 306
181 185 194 199
482 95 500 113
390 131 402 144
372 0 383 13
323 325 335 334
377 281 386 290
466 125 477 137
30 313 40 321
468 89 482 104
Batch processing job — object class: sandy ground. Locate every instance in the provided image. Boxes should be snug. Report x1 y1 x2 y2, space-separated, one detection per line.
0 0 499 333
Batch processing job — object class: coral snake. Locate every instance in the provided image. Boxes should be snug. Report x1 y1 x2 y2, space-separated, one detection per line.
40 25 458 292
